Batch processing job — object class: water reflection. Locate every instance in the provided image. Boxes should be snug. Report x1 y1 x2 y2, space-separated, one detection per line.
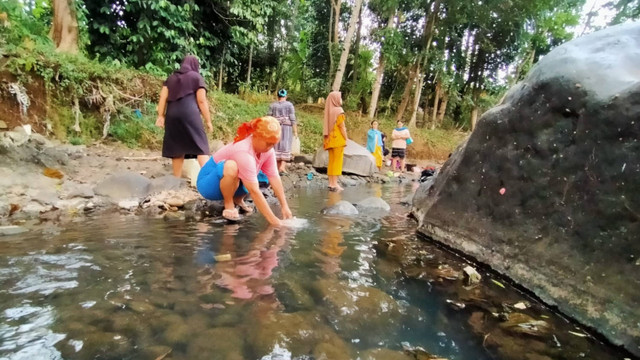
211 225 290 300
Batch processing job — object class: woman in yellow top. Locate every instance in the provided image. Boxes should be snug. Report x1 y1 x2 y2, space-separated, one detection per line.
323 91 348 192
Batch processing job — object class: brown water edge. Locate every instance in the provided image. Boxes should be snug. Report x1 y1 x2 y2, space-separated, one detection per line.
375 227 637 360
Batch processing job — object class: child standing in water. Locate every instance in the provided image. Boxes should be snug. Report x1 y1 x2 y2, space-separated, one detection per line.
196 116 293 225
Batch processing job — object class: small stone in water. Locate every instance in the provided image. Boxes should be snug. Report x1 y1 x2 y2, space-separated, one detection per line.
513 302 528 310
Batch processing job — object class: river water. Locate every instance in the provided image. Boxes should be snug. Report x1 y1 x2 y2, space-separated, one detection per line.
0 184 630 359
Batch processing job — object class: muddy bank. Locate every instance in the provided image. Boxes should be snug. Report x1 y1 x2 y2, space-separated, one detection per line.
0 127 418 234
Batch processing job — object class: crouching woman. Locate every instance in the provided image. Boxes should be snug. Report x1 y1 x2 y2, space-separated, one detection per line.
196 116 293 226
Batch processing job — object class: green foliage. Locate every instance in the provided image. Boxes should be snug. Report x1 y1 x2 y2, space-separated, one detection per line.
608 0 640 24
109 103 163 148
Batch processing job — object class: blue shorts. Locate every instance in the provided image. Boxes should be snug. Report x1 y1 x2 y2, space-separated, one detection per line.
196 158 249 200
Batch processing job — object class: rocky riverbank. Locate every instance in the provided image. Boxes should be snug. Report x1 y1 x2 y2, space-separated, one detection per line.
0 126 419 235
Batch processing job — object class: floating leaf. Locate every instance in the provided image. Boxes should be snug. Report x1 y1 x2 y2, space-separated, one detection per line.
491 279 506 288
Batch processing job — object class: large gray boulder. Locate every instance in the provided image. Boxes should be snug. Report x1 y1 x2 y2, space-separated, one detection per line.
313 140 377 176
412 23 640 356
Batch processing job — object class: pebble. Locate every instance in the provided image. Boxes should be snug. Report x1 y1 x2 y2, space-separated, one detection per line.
166 197 184 208
118 200 139 211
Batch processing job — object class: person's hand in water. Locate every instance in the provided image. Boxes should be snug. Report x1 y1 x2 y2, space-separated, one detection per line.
281 205 293 220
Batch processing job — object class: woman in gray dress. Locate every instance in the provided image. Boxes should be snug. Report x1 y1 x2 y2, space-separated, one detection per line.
156 55 213 177
268 89 298 173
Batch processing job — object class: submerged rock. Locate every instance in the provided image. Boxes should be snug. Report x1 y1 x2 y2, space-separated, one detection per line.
322 200 359 216
355 197 391 213
359 348 413 360
412 22 640 355
247 310 351 358
312 278 402 344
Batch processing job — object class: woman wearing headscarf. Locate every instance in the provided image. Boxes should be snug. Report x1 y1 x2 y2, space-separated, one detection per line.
196 116 293 225
156 55 213 177
268 89 298 174
366 120 383 170
323 91 348 192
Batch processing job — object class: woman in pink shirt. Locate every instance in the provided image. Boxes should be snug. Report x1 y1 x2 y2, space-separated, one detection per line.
197 116 293 225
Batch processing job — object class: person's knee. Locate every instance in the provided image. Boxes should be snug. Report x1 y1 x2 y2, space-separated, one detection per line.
223 160 239 178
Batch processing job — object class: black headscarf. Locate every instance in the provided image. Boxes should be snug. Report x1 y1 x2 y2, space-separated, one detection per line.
163 55 207 102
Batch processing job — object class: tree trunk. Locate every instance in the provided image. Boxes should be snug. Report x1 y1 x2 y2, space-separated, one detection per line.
333 0 341 45
408 0 441 126
395 59 420 121
218 47 225 91
430 80 441 129
247 44 253 85
50 0 79 54
351 9 363 93
436 92 448 123
470 87 481 130
368 12 396 119
328 2 334 83
332 0 364 92
408 58 424 128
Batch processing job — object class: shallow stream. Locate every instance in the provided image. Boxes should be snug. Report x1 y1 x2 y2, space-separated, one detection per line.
0 184 630 359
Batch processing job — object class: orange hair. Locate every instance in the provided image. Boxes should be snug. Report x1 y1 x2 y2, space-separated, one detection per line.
234 116 281 144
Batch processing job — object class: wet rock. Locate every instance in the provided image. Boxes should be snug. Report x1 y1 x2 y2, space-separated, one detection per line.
118 200 139 211
274 279 315 311
322 200 358 216
139 345 172 360
294 154 313 164
127 300 155 314
248 309 349 358
166 197 184 208
30 189 59 206
312 279 402 343
150 175 185 193
0 225 28 236
313 140 378 176
54 198 87 212
500 313 552 338
65 184 95 199
69 331 132 360
359 348 413 360
187 327 244 360
468 312 487 335
94 171 151 201
21 201 51 217
313 341 351 360
355 197 391 213
340 177 358 187
463 266 482 285
0 202 9 217
413 22 640 355
163 318 190 346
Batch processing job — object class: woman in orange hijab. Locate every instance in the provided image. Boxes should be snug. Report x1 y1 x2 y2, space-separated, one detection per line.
197 116 293 225
323 91 349 192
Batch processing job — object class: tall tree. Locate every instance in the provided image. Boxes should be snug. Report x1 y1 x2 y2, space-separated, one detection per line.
50 0 79 53
332 0 364 91
368 2 398 118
